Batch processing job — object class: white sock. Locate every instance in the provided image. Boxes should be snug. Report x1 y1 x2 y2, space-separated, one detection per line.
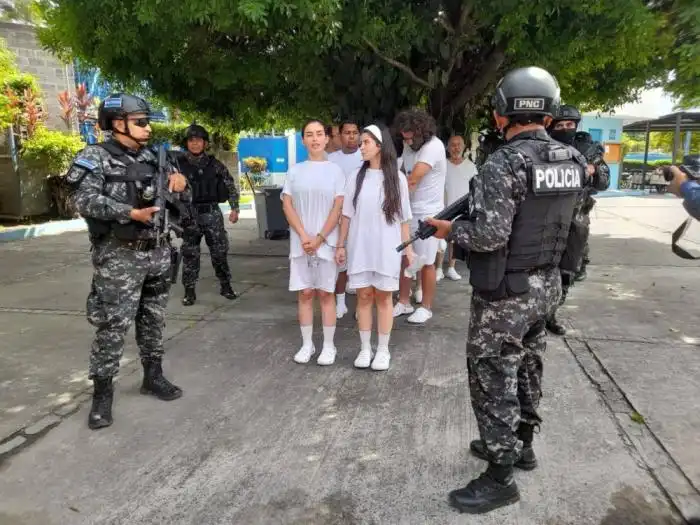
359 330 371 350
300 325 313 348
336 293 346 307
377 333 390 351
322 325 336 348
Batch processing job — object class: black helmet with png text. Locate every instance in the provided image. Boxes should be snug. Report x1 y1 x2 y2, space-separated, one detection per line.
491 66 561 118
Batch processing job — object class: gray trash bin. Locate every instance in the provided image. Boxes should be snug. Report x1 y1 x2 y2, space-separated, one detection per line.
254 186 290 240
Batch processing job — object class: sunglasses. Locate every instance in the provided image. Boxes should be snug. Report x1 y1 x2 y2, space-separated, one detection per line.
127 117 150 128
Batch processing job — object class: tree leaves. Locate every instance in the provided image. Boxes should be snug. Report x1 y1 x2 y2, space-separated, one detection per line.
36 0 697 134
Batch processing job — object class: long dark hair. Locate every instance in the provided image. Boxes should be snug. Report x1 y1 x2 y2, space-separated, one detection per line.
352 126 401 225
392 109 436 150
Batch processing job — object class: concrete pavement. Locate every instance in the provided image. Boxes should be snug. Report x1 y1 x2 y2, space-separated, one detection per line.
0 196 698 524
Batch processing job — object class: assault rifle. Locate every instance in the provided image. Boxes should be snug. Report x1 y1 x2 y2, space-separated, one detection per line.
395 193 471 252
152 144 187 283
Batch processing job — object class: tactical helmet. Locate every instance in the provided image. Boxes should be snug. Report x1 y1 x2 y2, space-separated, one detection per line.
97 93 151 131
185 124 209 142
553 104 582 123
492 66 561 118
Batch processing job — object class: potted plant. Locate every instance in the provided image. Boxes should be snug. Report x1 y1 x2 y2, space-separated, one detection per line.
241 156 288 239
241 156 268 193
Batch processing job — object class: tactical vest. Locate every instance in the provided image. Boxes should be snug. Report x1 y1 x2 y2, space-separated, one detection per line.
179 155 228 204
84 142 158 241
469 138 585 299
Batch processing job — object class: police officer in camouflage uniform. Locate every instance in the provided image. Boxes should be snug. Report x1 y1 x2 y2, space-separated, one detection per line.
178 124 239 306
426 67 588 514
546 105 610 335
66 93 189 430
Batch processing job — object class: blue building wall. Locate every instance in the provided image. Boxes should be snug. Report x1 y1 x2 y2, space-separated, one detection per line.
579 114 625 189
295 132 308 163
237 136 289 173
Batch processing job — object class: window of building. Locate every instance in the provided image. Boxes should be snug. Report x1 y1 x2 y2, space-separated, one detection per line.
588 128 603 142
609 129 617 140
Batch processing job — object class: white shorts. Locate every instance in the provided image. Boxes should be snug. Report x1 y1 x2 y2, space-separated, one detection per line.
411 215 440 268
289 256 339 293
349 271 399 292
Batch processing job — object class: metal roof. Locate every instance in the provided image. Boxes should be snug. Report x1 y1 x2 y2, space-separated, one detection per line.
622 112 700 133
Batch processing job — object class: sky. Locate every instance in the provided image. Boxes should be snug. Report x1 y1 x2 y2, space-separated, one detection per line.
612 88 698 119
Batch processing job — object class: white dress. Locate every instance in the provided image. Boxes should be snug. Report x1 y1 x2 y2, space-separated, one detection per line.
328 149 365 273
343 168 412 291
282 160 346 292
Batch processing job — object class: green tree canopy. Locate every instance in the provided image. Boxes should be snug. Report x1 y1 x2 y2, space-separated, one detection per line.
37 0 699 135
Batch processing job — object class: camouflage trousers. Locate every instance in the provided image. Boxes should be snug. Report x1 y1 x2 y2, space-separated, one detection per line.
87 238 172 379
467 267 562 466
181 207 231 287
580 209 592 268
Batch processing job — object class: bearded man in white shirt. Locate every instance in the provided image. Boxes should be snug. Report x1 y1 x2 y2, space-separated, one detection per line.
392 109 447 324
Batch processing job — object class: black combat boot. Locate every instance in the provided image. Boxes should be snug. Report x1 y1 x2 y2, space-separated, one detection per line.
546 314 566 335
140 358 183 401
182 286 196 306
469 423 538 471
220 281 238 300
575 267 587 281
515 422 538 469
88 377 114 430
448 463 520 514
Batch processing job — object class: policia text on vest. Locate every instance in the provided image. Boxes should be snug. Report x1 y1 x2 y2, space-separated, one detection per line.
533 165 582 193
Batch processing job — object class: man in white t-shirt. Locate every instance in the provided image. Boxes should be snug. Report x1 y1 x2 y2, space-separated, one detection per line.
436 134 477 281
327 120 364 317
392 109 446 324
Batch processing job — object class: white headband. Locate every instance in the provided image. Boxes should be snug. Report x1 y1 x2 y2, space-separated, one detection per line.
364 125 383 143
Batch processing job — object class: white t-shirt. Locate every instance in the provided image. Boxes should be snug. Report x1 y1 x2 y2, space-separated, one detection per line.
328 149 364 180
400 136 447 216
445 158 477 205
343 168 412 279
282 160 345 261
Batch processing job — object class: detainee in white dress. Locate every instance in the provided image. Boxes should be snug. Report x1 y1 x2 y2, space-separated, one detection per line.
281 119 346 366
336 125 414 371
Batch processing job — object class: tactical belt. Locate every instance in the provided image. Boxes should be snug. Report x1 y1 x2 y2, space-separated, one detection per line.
116 238 168 251
194 203 219 213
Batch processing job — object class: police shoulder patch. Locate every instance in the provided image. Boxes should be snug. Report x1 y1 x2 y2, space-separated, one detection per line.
74 157 99 171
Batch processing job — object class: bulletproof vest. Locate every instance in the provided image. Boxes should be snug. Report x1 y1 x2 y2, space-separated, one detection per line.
85 141 158 241
469 137 585 298
179 155 228 204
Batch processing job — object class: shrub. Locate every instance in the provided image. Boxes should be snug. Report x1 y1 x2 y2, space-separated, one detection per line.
21 126 86 175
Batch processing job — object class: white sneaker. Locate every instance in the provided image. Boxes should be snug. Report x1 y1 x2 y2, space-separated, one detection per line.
392 302 415 318
436 268 444 281
354 347 373 368
446 267 462 281
317 346 337 366
415 289 423 303
407 307 433 324
371 348 391 371
336 303 348 319
293 345 315 364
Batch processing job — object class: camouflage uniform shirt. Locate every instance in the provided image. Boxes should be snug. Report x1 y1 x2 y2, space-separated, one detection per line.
67 140 189 239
